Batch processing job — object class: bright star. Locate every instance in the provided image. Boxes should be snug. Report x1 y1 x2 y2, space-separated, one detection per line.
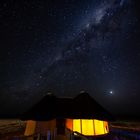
109 90 113 94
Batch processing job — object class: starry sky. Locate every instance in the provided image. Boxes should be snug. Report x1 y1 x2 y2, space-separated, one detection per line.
1 0 140 117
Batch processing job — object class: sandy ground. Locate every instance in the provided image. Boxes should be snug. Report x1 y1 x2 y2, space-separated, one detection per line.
111 121 140 132
0 119 25 140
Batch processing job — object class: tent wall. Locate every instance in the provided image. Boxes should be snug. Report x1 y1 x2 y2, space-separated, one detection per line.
24 119 56 139
36 119 56 135
24 120 36 136
66 119 109 136
24 119 109 139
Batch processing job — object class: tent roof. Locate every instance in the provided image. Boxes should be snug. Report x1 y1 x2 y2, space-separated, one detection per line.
20 92 115 121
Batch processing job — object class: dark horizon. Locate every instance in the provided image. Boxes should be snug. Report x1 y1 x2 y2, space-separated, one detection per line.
1 0 140 118
1 92 140 121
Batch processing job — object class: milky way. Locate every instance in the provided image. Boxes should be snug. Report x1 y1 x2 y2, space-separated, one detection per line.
1 0 140 116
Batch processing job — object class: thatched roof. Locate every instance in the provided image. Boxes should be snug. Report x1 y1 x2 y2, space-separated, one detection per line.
20 92 114 121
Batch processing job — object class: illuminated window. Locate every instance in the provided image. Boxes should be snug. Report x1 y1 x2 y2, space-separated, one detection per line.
66 119 109 136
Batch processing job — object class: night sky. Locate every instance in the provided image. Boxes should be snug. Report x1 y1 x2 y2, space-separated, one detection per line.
1 0 140 117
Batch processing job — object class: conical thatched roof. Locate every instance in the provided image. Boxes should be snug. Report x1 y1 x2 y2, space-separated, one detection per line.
68 92 114 121
20 94 57 120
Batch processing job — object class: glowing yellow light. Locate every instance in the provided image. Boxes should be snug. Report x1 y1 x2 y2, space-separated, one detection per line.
66 119 73 130
73 119 81 133
81 119 94 135
24 120 36 136
94 119 104 135
104 121 109 134
66 119 109 136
